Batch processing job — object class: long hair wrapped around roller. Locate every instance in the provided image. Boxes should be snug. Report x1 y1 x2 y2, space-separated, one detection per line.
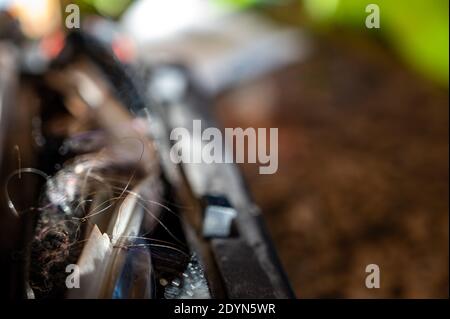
21 58 189 298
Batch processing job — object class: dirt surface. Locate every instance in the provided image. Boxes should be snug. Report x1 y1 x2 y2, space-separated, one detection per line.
215 33 449 298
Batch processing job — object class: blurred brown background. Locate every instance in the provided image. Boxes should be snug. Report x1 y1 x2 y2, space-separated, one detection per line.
216 33 449 298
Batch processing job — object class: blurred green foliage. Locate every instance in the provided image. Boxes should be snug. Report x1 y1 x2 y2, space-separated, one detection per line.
68 0 132 18
306 0 448 86
222 0 449 86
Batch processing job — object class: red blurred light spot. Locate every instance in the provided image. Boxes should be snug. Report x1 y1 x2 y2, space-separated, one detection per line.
112 36 135 63
40 31 65 59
